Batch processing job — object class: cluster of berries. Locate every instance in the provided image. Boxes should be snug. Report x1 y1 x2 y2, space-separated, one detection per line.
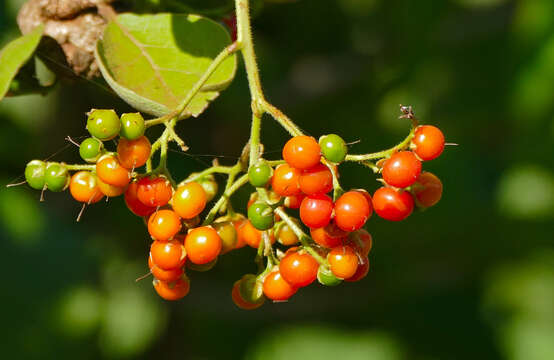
22 106 446 308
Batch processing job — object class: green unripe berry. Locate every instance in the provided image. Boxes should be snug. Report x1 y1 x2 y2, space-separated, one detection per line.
79 137 104 163
247 201 274 230
197 175 218 202
248 160 273 187
187 258 217 272
319 134 347 163
25 160 46 190
86 109 120 141
120 112 145 140
44 162 70 192
238 274 265 305
317 265 342 286
213 221 237 254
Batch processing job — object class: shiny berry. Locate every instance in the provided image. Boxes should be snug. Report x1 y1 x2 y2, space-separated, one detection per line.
247 201 274 230
236 220 275 249
283 135 321 170
124 181 156 217
69 171 104 203
279 250 319 288
263 270 298 301
232 280 264 310
120 112 145 140
382 151 422 188
334 191 371 231
248 160 273 187
137 176 173 207
150 240 186 270
172 182 207 219
299 163 333 195
44 162 70 192
412 125 445 161
184 226 221 265
97 177 126 197
147 209 181 241
328 245 359 279
319 134 347 163
275 222 300 246
79 137 103 163
299 194 333 229
348 229 373 256
86 109 120 141
284 194 305 209
271 164 301 196
117 136 151 169
213 221 238 254
24 160 46 190
96 155 130 188
237 274 265 307
345 257 370 282
373 187 414 221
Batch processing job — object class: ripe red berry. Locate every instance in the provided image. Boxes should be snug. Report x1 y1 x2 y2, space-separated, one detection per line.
284 193 305 209
271 164 301 196
334 191 372 231
137 176 173 207
327 245 359 279
298 163 333 195
150 240 186 270
382 151 422 188
153 276 190 301
412 172 443 208
412 125 445 161
299 194 333 228
279 250 319 288
372 187 414 221
124 181 156 217
147 209 182 241
184 226 222 265
263 270 298 301
282 136 321 170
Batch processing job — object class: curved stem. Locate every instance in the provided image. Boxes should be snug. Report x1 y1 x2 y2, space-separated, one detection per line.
345 117 418 162
202 173 249 225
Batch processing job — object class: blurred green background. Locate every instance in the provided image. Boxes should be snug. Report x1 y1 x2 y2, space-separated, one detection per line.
1 0 553 359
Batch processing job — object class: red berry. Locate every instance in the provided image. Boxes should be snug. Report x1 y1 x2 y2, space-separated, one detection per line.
149 254 184 282
299 194 333 229
125 181 156 217
334 191 371 231
137 176 173 207
372 187 414 221
282 136 321 170
382 151 422 188
299 163 333 195
345 257 370 282
412 125 445 161
184 226 222 265
147 209 182 241
412 172 443 208
310 222 347 248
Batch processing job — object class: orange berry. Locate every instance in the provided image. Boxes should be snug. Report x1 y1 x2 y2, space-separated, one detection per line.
96 155 130 187
147 209 181 241
236 220 275 249
279 250 319 287
117 136 151 169
328 245 359 279
271 164 301 197
263 270 298 301
150 240 186 270
184 226 221 265
282 136 321 170
69 171 104 204
153 276 190 301
172 182 207 219
310 222 348 248
148 253 183 282
299 163 333 195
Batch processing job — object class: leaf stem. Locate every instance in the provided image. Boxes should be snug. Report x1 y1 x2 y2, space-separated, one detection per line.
64 164 96 171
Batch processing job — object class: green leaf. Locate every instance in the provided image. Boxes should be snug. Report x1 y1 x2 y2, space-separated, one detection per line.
95 13 237 117
0 25 44 101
